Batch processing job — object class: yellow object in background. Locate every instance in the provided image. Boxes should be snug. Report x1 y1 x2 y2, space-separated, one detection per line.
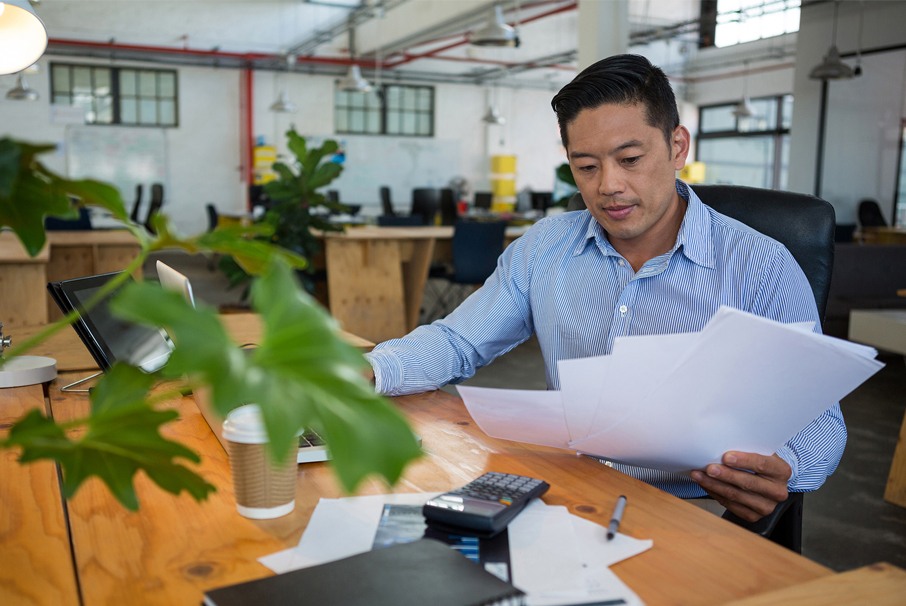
490 154 517 212
253 145 277 185
680 161 706 184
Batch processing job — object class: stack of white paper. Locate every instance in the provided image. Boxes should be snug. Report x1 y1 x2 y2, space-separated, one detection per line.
459 306 884 472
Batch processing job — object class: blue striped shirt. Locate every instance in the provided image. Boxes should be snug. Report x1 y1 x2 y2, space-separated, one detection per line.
367 181 846 497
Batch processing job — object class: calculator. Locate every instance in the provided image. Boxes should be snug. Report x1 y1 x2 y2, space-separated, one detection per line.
422 471 550 537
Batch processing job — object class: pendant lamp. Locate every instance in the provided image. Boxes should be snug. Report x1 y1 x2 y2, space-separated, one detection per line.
270 54 297 113
809 0 854 81
0 0 47 75
338 25 372 93
6 72 38 101
481 105 505 125
471 4 519 48
732 62 755 118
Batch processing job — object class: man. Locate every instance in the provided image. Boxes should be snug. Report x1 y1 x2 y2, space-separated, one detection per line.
366 54 845 523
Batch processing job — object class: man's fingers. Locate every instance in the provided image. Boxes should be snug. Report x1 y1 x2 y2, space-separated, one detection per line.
691 469 783 518
723 451 791 481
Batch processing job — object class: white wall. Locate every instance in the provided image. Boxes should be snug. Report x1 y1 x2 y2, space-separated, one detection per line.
2 60 566 232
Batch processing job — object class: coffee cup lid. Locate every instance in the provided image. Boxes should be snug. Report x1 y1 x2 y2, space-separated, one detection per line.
222 404 268 444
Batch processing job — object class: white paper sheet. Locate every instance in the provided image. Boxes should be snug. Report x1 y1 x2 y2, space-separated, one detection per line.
458 307 884 472
457 385 571 449
260 494 650 606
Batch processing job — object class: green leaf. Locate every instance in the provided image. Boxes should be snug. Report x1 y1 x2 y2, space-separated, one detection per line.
0 138 21 198
54 174 129 222
5 365 216 510
113 259 422 492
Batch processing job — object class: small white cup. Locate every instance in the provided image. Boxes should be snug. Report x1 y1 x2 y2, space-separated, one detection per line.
221 404 296 519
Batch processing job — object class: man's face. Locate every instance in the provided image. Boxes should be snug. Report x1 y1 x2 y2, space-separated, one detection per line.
566 102 689 259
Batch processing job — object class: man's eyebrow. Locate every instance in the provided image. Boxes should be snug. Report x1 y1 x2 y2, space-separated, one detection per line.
568 139 645 160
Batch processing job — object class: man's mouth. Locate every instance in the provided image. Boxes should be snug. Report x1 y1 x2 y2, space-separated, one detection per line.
602 205 634 220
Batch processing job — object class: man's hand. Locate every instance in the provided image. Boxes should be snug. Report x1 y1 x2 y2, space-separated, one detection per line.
690 451 791 522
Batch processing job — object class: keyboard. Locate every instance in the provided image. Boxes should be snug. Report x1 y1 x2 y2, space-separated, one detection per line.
297 429 329 463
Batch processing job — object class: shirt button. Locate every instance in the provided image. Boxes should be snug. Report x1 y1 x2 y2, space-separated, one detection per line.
619 305 628 314
618 259 625 266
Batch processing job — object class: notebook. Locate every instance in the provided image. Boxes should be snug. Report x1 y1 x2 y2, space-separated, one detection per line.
202 538 526 606
154 261 329 464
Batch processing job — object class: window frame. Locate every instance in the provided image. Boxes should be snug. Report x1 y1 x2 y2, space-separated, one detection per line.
335 83 435 137
50 62 179 128
695 94 793 189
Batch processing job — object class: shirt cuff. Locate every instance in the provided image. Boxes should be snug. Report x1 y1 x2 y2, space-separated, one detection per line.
775 445 800 489
364 349 404 395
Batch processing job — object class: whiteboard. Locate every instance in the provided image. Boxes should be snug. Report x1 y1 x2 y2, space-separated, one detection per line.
323 135 460 212
65 126 168 206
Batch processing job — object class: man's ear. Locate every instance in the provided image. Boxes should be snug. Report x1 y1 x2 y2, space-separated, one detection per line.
672 125 691 170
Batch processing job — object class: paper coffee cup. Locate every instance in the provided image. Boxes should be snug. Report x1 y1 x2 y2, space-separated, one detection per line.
222 404 296 519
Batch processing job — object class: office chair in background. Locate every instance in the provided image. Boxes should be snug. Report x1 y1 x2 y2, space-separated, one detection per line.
380 186 395 216
857 198 887 228
411 188 441 226
439 188 457 226
568 184 836 553
144 183 165 233
425 220 507 322
130 184 143 223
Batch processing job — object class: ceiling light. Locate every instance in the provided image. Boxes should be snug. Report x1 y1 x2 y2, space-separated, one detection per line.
6 72 38 101
482 105 505 125
470 4 519 48
0 0 48 75
269 89 296 113
809 1 854 81
338 64 372 93
732 97 755 118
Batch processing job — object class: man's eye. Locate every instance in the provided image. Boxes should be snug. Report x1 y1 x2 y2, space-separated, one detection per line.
622 156 641 166
576 165 596 173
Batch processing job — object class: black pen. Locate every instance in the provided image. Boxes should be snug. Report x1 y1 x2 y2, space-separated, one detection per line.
606 495 627 541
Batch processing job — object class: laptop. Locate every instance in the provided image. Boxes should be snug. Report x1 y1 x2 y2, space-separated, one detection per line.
155 261 329 464
47 272 174 391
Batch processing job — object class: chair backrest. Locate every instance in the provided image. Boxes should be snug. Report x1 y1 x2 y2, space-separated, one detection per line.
451 220 507 284
206 203 218 231
327 189 340 204
411 188 441 225
377 214 424 227
473 191 493 210
858 198 887 228
439 188 457 226
567 185 836 322
145 183 165 232
530 191 553 212
130 184 143 223
380 186 395 216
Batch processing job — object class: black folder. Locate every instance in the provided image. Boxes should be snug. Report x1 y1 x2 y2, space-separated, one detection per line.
202 538 525 606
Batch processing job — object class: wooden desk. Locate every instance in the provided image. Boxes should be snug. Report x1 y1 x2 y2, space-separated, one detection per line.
2 378 835 605
859 226 906 245
848 309 906 508
0 230 142 329
322 225 526 343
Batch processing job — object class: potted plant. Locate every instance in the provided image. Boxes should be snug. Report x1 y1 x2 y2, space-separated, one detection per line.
0 136 422 510
220 129 349 298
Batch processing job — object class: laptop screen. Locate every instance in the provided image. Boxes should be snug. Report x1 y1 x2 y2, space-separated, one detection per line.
48 272 173 373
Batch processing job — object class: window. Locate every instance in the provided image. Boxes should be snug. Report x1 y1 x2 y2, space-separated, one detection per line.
713 0 800 48
335 84 434 137
696 94 792 189
51 63 178 127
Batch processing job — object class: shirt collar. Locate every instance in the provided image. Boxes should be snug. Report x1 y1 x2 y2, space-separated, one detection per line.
574 179 716 269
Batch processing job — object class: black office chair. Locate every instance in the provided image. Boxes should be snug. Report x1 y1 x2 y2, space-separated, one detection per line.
144 183 165 233
377 214 424 227
129 184 143 224
206 203 219 232
439 188 457 226
530 191 553 213
857 198 887 228
425 220 507 321
411 188 441 226
380 186 395 217
569 184 836 553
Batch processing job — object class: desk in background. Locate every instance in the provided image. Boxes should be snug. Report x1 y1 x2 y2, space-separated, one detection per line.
0 230 142 328
322 225 526 343
2 318 841 604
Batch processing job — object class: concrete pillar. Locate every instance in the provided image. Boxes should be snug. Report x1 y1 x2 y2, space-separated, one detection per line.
577 0 630 71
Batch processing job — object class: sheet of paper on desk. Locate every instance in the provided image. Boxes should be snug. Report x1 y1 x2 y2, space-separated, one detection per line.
459 306 884 472
259 494 650 606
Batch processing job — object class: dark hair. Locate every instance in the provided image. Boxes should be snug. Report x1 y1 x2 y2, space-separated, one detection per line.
551 54 679 149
